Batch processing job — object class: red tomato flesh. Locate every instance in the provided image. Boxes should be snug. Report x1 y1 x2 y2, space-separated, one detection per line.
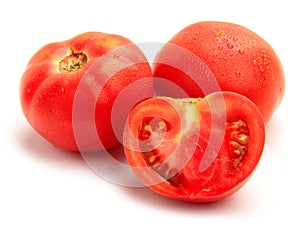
123 92 265 202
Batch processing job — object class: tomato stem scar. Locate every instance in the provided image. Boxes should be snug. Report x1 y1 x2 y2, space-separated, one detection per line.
58 49 88 73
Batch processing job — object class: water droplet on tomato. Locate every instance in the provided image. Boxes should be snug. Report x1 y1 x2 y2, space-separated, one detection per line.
260 66 264 71
235 71 241 77
217 45 223 50
232 36 238 41
279 87 283 94
26 88 31 93
238 49 245 55
227 43 234 49
253 59 257 65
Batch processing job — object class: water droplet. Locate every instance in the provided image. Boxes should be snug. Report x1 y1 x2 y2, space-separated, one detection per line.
235 72 241 77
227 43 234 49
232 36 239 41
279 87 283 94
265 65 271 70
253 59 257 65
238 49 245 55
26 88 31 93
217 45 223 50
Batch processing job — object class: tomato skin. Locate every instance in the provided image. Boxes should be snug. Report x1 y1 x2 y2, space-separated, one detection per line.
20 32 152 152
153 21 285 123
123 92 265 202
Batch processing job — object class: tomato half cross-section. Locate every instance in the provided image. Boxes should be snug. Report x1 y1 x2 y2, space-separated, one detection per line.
153 21 285 123
20 32 153 152
123 92 265 202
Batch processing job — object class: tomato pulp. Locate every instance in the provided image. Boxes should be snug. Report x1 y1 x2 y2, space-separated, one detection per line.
123 92 265 202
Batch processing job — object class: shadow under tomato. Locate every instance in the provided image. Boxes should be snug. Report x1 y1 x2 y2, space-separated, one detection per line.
120 184 245 214
15 125 87 170
15 124 254 215
265 113 287 159
15 124 131 176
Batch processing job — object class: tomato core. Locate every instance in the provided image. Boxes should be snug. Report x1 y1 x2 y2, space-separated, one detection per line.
58 49 88 73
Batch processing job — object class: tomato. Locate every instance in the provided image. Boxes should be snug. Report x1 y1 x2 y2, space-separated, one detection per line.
20 32 152 152
123 92 265 202
153 21 285 123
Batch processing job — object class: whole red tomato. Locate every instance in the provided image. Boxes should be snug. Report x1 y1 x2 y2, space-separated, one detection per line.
153 21 285 123
20 32 152 152
123 92 265 202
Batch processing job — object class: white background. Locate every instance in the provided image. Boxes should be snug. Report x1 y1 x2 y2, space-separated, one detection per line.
1 0 297 227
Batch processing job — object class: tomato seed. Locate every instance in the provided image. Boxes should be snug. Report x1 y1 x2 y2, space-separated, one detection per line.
233 150 241 156
144 125 152 132
236 134 249 145
229 141 239 148
148 155 156 164
156 121 166 131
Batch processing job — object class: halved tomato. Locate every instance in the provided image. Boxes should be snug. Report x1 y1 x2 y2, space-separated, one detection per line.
123 92 265 202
